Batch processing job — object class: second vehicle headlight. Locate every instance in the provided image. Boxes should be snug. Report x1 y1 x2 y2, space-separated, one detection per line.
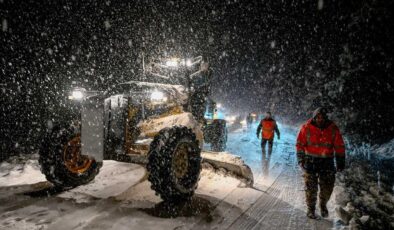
150 91 167 103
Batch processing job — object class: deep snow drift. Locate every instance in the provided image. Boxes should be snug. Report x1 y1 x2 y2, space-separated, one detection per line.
333 140 394 229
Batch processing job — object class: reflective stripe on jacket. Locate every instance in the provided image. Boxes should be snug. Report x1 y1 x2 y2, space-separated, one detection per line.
296 119 345 159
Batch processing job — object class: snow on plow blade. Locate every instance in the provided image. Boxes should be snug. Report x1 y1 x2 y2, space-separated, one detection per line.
201 151 254 187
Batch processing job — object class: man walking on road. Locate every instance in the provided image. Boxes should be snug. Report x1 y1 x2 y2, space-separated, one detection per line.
246 113 253 129
256 112 280 155
296 107 346 219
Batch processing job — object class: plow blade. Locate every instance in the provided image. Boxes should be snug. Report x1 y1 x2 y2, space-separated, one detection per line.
123 151 254 187
201 151 254 187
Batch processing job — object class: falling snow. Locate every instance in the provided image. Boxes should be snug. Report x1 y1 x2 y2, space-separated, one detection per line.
1 1 393 229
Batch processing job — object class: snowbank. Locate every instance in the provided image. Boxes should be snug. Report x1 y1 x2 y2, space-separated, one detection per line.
348 138 394 160
0 154 251 230
332 139 394 229
0 153 45 186
373 138 394 159
334 162 394 229
59 160 146 200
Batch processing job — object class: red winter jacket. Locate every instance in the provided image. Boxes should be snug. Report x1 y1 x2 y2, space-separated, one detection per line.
296 119 345 165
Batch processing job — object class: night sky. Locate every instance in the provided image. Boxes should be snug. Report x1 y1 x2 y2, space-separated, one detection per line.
1 0 394 154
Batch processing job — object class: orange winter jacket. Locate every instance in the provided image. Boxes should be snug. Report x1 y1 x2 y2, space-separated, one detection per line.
257 118 280 140
296 119 345 159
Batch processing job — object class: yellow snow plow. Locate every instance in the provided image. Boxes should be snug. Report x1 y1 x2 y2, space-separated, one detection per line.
39 56 254 202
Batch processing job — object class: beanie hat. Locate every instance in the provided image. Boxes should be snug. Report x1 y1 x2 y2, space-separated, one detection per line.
312 107 328 119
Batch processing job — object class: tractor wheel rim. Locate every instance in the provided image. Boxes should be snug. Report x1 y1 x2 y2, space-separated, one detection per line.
64 135 93 174
172 142 190 179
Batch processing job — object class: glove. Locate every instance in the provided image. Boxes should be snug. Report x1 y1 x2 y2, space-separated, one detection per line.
277 135 280 140
256 134 259 139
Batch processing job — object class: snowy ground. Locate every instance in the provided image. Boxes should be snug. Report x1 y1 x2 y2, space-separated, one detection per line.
0 122 341 230
332 140 394 229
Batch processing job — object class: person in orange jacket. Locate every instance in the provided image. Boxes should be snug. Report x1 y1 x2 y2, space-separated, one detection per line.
296 107 346 219
256 112 280 155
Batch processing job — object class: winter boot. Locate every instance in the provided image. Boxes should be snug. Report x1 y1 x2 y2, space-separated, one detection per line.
320 204 329 218
307 207 317 219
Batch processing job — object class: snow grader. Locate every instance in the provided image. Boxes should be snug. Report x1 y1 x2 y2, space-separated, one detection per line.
39 56 253 202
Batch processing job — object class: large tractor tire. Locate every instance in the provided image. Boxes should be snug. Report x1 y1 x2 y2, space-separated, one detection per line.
147 126 202 202
39 125 101 189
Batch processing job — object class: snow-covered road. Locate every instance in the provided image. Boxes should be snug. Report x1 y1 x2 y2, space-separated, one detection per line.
224 123 335 229
226 123 298 191
0 123 337 230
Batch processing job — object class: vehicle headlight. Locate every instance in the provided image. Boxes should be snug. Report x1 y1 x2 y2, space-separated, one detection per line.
150 91 167 102
226 115 236 123
68 89 85 100
72 90 84 100
185 59 192 67
165 59 179 67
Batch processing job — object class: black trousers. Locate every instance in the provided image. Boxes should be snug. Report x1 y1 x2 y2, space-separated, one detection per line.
261 139 273 155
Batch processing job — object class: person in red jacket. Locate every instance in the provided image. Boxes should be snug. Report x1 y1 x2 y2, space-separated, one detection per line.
257 112 280 155
296 107 346 219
